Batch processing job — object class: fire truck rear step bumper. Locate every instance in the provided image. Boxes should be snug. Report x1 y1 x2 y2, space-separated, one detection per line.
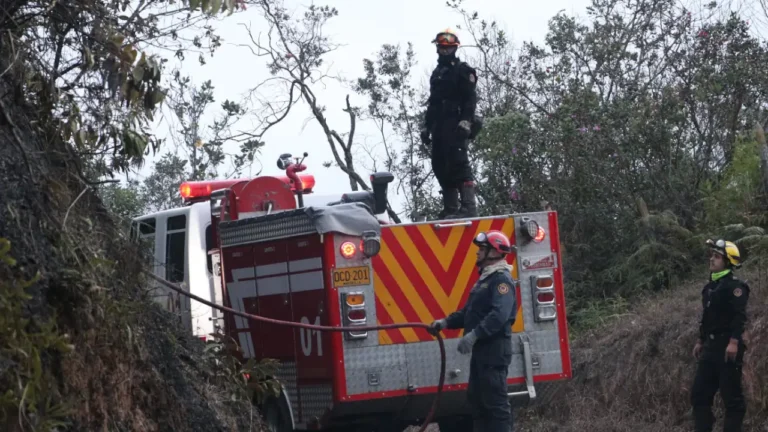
507 334 536 401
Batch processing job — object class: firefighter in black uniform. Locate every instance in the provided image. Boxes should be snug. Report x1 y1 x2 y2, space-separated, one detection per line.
429 230 517 432
691 239 749 432
420 28 479 220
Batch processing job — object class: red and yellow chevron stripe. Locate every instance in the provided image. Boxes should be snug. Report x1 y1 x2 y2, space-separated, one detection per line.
372 218 524 345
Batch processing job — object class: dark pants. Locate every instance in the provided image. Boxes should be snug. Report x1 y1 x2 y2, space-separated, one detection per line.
691 337 746 432
430 119 473 189
467 357 512 432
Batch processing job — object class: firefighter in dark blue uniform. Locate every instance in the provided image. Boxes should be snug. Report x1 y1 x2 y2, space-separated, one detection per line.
691 239 749 432
429 230 517 432
420 28 479 220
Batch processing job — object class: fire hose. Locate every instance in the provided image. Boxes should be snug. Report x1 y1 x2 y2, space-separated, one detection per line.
145 272 446 432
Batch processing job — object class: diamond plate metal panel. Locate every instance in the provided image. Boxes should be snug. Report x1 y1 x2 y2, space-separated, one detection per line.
404 338 471 387
275 361 299 423
400 331 564 389
219 209 316 247
344 344 408 394
298 384 333 424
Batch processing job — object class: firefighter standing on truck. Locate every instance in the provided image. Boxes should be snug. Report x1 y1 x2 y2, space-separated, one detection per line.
691 239 749 432
420 28 479 220
428 230 516 432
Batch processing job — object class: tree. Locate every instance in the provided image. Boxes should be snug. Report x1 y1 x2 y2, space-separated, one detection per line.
141 153 191 212
355 43 441 221
164 71 262 181
439 0 768 303
237 0 402 222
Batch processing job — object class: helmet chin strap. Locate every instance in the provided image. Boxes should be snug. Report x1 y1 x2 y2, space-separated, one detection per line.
477 247 500 271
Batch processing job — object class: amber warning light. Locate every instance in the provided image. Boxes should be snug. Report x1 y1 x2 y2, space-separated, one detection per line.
179 174 316 201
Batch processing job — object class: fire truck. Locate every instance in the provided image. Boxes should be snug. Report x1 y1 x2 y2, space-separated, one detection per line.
132 152 572 431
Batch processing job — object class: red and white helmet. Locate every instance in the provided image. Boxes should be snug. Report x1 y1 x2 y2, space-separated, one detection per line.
473 230 513 255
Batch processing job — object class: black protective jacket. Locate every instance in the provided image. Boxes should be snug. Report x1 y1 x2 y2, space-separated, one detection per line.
698 271 750 342
424 57 478 132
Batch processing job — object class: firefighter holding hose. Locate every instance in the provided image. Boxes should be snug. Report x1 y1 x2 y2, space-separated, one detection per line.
420 28 479 220
429 230 517 432
691 239 749 432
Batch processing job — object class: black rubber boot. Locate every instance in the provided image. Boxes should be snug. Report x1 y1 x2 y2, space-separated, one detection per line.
455 182 478 218
437 188 460 220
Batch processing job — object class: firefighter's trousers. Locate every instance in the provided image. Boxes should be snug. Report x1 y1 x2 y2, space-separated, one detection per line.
430 118 473 189
467 357 512 432
691 335 746 432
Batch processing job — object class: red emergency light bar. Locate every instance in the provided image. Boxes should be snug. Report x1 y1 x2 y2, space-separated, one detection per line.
179 174 316 201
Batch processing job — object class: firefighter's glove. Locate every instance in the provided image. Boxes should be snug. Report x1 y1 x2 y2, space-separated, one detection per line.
428 319 447 336
457 330 478 354
457 120 471 138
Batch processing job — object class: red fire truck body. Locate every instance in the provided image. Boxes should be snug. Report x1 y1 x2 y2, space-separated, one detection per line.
193 162 571 431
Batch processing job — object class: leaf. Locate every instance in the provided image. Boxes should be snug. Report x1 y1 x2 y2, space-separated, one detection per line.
84 47 95 69
151 89 166 106
133 64 145 82
202 0 210 12
74 129 86 149
189 0 201 10
210 0 222 14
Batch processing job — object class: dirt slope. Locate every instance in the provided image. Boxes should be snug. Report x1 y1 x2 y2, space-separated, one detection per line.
517 267 768 432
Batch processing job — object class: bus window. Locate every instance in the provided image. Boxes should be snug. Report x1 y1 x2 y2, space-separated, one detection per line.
165 215 186 283
132 218 156 267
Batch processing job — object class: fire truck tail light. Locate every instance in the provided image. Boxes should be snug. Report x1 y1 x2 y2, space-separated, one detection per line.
347 309 367 321
340 241 357 259
341 291 368 340
535 276 554 290
537 292 555 303
361 230 381 258
345 293 365 307
521 219 547 243
531 274 557 322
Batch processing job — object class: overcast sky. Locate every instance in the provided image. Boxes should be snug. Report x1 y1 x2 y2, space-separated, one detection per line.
136 0 594 220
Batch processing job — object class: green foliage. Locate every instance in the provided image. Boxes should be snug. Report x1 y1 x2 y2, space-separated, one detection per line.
98 180 145 225
700 137 766 229
201 332 281 404
0 240 74 431
443 0 768 307
1 0 241 181
140 153 190 212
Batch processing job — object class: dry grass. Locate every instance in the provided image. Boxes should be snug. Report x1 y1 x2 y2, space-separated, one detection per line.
517 266 768 432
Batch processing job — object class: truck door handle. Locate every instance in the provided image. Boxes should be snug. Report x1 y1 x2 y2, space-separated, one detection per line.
433 221 472 229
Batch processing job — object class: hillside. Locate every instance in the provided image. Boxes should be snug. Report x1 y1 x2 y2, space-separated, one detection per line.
0 79 263 432
518 266 768 432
